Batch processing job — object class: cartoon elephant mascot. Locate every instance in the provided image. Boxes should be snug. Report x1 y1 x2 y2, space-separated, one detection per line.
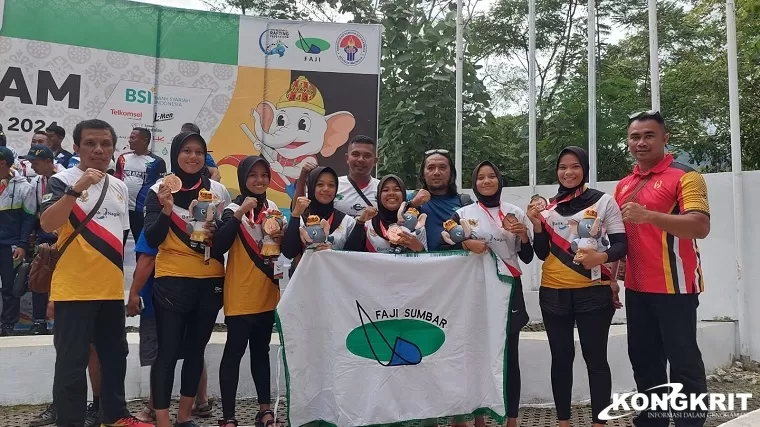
240 76 356 197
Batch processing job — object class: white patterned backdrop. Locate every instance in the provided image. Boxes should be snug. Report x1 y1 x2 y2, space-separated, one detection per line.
0 36 238 164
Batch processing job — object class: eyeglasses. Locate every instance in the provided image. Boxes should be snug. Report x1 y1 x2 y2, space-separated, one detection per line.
424 149 450 155
628 110 663 123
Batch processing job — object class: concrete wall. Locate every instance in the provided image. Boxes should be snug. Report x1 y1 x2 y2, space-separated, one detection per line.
0 323 736 407
466 171 755 357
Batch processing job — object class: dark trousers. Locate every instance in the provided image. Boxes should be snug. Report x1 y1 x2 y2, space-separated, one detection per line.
151 299 218 409
123 210 145 246
540 286 615 424
626 289 707 427
0 245 20 327
53 300 129 426
506 331 521 419
32 291 49 322
220 311 276 420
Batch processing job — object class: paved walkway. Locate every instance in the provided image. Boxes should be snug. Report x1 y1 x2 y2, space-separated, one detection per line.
0 400 635 427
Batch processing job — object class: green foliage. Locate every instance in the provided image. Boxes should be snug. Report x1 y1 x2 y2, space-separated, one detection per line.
370 1 492 188
215 0 760 186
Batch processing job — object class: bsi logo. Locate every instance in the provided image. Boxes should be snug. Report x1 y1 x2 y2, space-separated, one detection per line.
126 87 155 104
599 383 752 421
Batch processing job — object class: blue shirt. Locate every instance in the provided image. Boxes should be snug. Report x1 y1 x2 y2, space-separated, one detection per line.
418 194 464 251
205 153 216 167
134 230 158 318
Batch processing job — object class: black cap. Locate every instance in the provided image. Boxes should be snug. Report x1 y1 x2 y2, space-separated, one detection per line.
20 145 55 161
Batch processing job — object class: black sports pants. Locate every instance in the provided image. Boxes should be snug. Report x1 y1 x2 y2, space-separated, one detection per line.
219 311 276 420
540 286 615 424
52 300 130 426
150 277 222 410
626 289 707 427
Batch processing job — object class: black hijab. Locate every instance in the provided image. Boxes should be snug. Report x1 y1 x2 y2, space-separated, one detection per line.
472 161 503 208
551 146 604 216
371 174 407 239
235 155 269 217
169 132 210 209
305 166 345 232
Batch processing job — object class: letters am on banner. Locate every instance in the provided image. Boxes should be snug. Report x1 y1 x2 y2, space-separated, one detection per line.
0 0 381 215
275 250 517 427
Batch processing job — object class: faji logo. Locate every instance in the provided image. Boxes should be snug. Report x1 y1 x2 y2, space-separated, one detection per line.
345 301 446 367
125 87 154 104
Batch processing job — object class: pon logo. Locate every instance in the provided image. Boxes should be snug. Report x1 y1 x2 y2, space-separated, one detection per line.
345 301 446 367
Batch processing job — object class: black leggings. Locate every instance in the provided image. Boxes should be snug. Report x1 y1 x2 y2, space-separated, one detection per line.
219 311 275 420
540 286 615 424
150 277 222 410
506 331 521 419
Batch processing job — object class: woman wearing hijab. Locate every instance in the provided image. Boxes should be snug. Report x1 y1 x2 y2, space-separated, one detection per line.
449 161 533 427
282 166 356 260
142 132 231 427
212 156 282 427
527 146 627 427
344 174 426 252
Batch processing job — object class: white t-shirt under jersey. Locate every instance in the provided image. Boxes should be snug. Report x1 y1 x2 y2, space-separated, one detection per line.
333 175 380 217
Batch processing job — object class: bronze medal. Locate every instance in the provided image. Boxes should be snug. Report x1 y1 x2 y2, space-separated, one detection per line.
163 174 182 193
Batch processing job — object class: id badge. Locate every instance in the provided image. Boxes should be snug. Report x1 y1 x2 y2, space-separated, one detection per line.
273 260 284 280
591 265 602 281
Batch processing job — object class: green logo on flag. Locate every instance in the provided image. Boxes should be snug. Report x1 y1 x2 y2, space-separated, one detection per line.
345 301 446 366
296 31 330 54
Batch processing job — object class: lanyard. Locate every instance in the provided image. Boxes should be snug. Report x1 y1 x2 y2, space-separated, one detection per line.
546 186 585 211
378 220 389 239
181 179 202 191
246 204 268 225
478 202 505 227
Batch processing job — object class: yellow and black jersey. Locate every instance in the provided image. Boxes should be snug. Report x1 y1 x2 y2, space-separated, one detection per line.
215 200 281 316
147 178 231 279
41 167 130 301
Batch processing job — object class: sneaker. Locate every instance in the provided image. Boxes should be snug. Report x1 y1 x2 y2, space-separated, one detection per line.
102 416 155 427
84 403 100 427
30 322 49 335
0 325 14 337
29 403 57 426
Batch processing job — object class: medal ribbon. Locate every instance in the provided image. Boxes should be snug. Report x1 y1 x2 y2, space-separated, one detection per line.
181 179 202 191
478 202 505 227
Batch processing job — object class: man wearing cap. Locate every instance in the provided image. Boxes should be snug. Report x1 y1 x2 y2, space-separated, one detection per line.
20 145 61 334
0 146 36 336
20 133 65 181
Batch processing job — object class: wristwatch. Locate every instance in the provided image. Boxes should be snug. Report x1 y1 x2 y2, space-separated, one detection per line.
65 185 82 198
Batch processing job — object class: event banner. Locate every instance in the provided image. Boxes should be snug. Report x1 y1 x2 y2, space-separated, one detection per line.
0 0 381 212
276 250 515 427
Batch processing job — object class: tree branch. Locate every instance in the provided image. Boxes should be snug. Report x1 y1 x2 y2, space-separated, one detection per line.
545 0 578 107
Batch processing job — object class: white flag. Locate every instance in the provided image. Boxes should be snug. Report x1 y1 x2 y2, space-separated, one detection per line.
276 250 516 427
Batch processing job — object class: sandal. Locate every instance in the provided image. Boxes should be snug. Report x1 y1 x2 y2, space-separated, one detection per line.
192 398 215 418
255 409 276 427
135 405 156 423
218 418 238 427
